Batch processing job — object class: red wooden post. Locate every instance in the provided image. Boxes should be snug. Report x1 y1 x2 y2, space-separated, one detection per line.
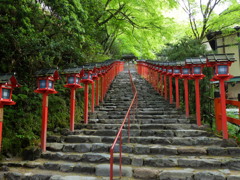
70 88 76 131
214 98 222 132
0 106 3 151
155 71 158 90
184 79 189 117
195 79 201 126
164 75 167 100
175 77 180 108
219 79 228 139
84 84 89 124
91 82 95 113
161 75 164 96
96 79 99 106
101 76 104 102
169 77 173 104
41 93 48 152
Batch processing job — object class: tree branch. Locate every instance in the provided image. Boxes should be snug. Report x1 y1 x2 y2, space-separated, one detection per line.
98 3 126 26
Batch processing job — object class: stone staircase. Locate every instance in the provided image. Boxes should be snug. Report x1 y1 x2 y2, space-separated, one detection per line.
1 69 240 180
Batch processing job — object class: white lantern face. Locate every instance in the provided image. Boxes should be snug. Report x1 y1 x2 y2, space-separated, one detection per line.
82 73 89 79
68 77 75 84
182 68 190 74
217 65 228 75
2 88 11 99
159 68 162 71
193 67 201 74
48 81 53 89
174 69 180 74
163 69 166 72
39 80 46 89
168 69 172 73
76 77 80 84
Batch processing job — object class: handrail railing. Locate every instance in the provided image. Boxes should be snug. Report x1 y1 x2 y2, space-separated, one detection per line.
214 98 240 133
109 69 138 180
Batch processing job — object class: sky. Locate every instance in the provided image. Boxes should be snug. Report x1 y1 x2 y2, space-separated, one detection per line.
165 0 236 22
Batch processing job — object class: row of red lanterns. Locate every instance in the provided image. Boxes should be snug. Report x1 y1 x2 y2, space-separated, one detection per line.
137 53 235 139
0 60 124 152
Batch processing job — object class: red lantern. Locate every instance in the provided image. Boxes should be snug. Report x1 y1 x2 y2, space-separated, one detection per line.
35 69 59 94
180 62 191 118
185 57 206 127
63 67 83 131
0 74 20 106
186 57 206 79
0 74 20 151
207 53 236 139
207 53 235 81
80 65 94 124
172 62 182 108
166 62 174 104
34 68 59 152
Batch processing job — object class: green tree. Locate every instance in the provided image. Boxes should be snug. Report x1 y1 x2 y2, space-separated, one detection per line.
177 0 240 41
158 37 214 126
94 0 178 58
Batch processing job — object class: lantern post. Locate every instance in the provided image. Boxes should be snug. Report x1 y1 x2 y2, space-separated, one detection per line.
159 63 164 96
172 62 182 108
153 62 159 91
162 63 168 99
34 69 59 152
181 62 192 117
207 53 235 139
100 63 106 103
94 63 101 107
143 61 148 79
0 74 19 151
63 67 83 131
147 61 153 87
139 60 145 77
166 63 174 104
91 65 100 113
186 58 206 126
80 66 94 124
157 62 163 94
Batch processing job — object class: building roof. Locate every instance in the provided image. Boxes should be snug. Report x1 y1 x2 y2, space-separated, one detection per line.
122 54 138 60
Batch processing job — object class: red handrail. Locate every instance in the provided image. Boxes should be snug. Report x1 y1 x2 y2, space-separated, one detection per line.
214 98 240 136
109 70 138 180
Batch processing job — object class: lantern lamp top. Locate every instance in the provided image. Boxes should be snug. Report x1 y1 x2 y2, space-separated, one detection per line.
206 53 235 62
163 62 168 66
93 63 102 68
168 62 175 66
0 73 20 88
82 65 94 71
185 57 207 65
176 61 184 66
62 67 83 74
35 68 59 80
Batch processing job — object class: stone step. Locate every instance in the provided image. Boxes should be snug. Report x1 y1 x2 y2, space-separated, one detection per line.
92 110 180 115
1 162 133 179
48 135 224 146
60 129 211 137
91 114 186 121
75 123 203 130
87 118 190 124
36 152 240 170
3 161 240 179
46 143 240 156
